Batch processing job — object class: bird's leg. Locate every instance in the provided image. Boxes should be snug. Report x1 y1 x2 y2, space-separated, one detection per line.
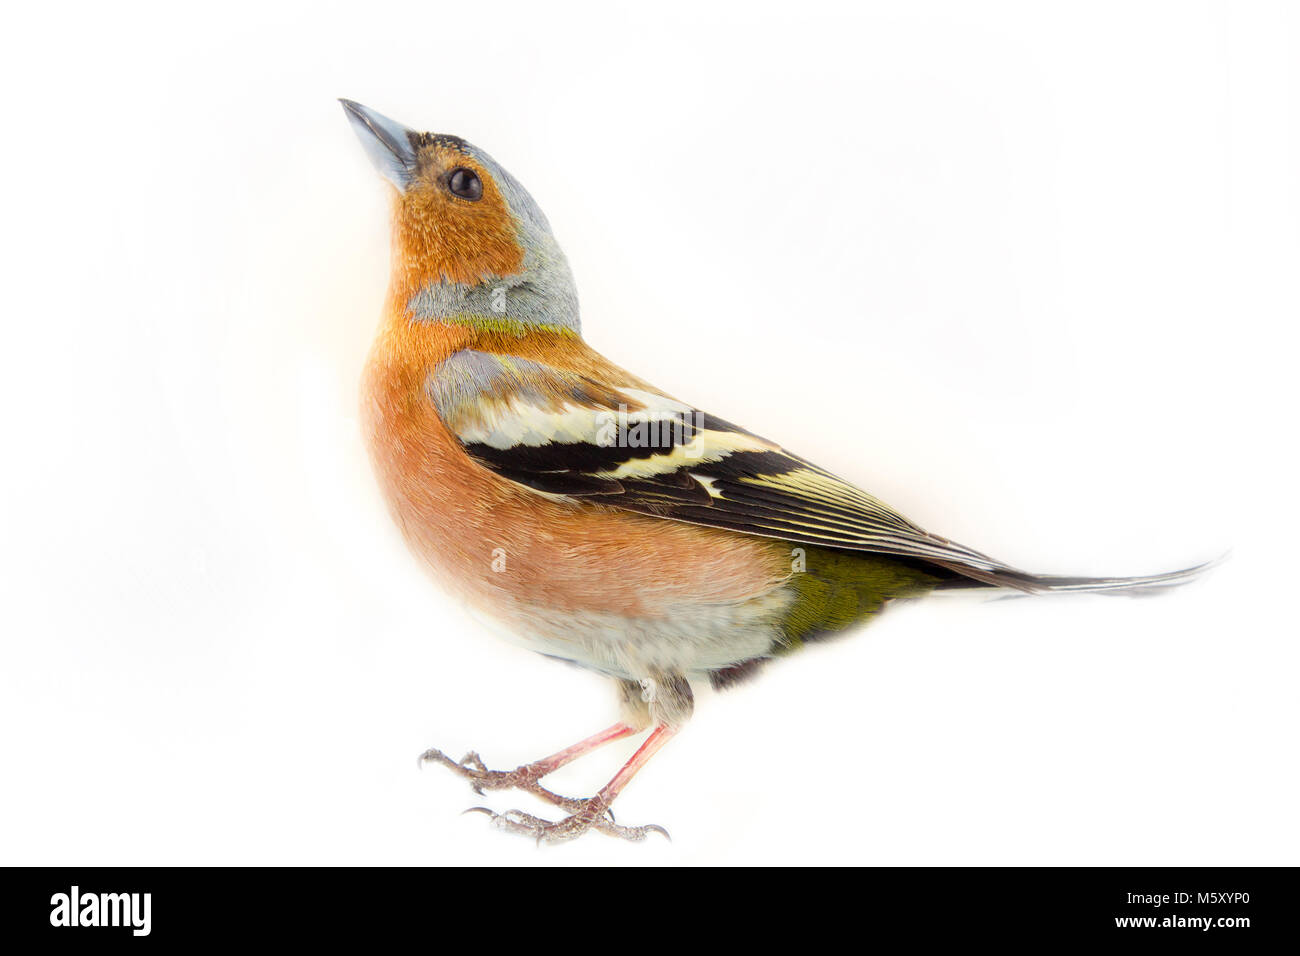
420 722 639 813
477 723 677 844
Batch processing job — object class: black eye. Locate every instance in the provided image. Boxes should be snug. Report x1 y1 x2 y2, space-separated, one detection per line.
447 167 482 201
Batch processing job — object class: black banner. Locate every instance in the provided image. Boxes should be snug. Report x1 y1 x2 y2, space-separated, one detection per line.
5 866 1292 944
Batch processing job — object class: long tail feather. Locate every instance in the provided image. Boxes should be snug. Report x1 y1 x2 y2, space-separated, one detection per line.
1021 559 1220 593
934 556 1223 595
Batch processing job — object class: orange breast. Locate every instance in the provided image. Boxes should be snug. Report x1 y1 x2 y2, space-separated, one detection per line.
360 313 791 626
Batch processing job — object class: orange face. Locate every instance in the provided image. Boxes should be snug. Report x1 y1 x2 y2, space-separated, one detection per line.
390 144 525 302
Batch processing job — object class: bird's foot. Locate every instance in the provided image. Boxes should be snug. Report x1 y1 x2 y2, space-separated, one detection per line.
419 747 594 814
420 748 545 794
466 798 670 845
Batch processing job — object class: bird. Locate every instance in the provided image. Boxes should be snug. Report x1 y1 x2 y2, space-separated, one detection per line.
340 99 1210 844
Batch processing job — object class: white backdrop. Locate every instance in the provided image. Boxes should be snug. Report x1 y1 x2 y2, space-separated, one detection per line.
1 0 1295 866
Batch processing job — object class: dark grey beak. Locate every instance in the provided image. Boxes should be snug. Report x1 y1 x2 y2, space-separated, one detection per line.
340 99 418 191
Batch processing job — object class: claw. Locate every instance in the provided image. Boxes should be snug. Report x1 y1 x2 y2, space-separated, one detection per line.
421 742 666 843
464 799 668 845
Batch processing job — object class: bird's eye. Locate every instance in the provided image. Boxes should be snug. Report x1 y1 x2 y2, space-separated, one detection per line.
447 167 483 201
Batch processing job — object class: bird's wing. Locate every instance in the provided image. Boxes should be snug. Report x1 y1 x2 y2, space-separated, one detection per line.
429 349 1026 581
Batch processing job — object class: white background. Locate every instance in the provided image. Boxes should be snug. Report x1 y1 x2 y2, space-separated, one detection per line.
1 1 1296 866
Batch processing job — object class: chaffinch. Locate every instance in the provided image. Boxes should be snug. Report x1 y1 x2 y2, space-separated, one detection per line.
341 100 1208 844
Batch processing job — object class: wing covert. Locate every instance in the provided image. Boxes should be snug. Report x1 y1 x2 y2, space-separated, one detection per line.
428 348 1023 579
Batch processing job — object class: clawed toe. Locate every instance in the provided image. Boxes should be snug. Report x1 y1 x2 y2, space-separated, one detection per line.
464 799 669 845
419 747 539 793
420 734 672 845
421 744 603 815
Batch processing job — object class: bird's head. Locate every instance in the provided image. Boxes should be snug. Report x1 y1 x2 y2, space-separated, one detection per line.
341 100 579 333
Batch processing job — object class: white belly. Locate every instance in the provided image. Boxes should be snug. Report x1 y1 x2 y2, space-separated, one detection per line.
476 586 795 682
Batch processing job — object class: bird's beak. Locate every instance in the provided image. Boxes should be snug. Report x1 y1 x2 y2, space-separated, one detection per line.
340 99 418 192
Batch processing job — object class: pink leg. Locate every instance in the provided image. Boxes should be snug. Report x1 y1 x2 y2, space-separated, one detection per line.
526 722 638 778
595 723 676 805
476 723 679 844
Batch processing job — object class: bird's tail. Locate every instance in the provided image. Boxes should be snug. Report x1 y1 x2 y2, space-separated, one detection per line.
933 556 1222 595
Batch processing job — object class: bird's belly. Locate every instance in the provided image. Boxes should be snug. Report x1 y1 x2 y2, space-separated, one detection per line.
496 587 795 682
